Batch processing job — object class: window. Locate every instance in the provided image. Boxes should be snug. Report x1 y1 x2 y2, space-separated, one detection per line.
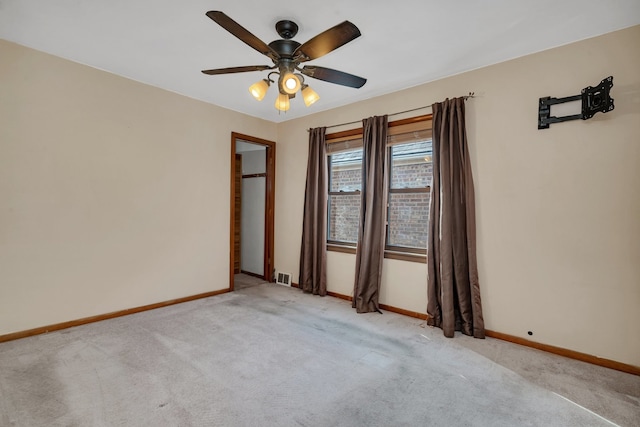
386 139 432 254
327 137 362 246
325 116 432 261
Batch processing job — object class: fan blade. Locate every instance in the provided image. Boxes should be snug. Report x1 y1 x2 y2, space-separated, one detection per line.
206 11 279 61
294 21 361 62
201 65 274 75
300 66 366 88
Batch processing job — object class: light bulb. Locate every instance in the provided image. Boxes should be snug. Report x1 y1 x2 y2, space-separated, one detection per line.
248 79 269 101
301 85 320 107
281 73 301 95
275 93 290 112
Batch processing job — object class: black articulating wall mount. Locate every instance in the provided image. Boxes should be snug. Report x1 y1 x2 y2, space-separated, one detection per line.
538 76 614 129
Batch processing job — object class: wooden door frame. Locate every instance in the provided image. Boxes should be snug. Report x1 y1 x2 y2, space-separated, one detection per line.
229 132 276 291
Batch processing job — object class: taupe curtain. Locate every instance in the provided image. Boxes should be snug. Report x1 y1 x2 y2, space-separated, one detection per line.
353 116 388 313
299 127 328 295
427 98 485 338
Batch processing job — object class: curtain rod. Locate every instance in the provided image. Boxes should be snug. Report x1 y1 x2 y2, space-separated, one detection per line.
307 92 475 132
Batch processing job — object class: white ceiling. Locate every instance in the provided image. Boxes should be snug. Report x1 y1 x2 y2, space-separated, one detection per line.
1 1 639 123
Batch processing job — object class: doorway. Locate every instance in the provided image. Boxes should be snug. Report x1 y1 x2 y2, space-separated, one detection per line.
229 132 275 291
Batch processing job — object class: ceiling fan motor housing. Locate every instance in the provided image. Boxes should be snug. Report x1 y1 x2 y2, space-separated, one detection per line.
268 39 301 59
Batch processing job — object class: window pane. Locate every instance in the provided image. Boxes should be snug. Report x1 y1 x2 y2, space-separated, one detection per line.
390 140 432 189
329 149 362 192
387 192 429 249
328 194 360 243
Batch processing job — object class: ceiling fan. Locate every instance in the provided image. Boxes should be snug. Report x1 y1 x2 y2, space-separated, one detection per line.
202 11 367 112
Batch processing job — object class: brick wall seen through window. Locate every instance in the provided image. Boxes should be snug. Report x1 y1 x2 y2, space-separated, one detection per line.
328 149 362 243
327 141 432 248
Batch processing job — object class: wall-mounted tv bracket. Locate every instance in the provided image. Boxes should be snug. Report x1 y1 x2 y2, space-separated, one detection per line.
538 76 614 129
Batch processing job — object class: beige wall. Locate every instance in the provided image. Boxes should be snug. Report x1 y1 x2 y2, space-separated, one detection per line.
0 40 276 335
275 26 640 366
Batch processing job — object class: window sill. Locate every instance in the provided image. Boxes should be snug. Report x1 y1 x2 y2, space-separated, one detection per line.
327 244 427 264
384 250 427 264
327 243 357 254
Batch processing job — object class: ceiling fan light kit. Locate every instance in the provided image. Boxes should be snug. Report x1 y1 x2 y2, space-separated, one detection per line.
202 11 366 113
281 72 301 95
248 78 270 101
275 93 290 112
301 84 320 107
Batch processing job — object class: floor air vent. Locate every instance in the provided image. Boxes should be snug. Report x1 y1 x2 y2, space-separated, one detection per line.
275 272 292 287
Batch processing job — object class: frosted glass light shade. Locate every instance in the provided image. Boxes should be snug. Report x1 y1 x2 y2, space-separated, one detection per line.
275 93 290 111
248 79 269 101
302 85 320 107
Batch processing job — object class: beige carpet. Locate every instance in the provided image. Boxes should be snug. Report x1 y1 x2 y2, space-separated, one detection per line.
234 273 268 290
0 283 638 426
